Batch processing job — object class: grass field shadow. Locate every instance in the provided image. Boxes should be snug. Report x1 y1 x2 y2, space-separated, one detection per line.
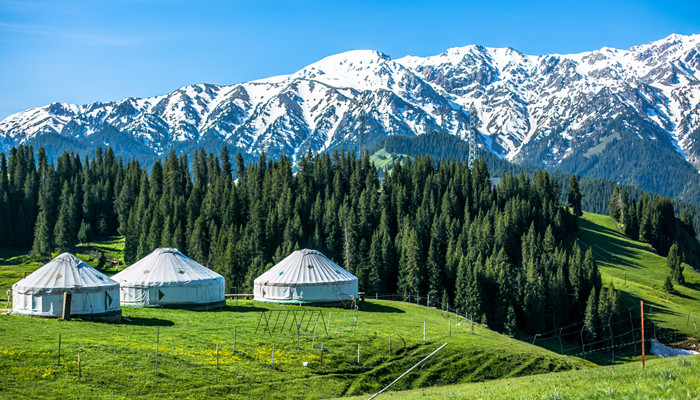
578 222 657 270
122 316 175 326
671 289 699 301
359 302 405 313
220 305 269 313
619 291 674 315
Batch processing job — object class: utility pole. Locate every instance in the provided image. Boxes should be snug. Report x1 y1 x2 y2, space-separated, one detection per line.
467 105 479 168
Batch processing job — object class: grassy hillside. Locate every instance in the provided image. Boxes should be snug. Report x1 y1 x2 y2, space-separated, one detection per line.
3 213 700 398
0 238 126 303
338 354 700 400
0 300 584 399
370 148 407 173
0 248 42 302
577 213 700 338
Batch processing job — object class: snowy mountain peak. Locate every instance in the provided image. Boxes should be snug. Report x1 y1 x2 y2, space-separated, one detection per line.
290 50 395 90
2 34 700 199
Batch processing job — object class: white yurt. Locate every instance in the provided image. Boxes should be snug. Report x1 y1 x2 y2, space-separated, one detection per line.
112 248 225 308
254 249 358 303
12 253 121 320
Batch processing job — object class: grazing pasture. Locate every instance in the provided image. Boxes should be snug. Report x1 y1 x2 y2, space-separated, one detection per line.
0 300 583 399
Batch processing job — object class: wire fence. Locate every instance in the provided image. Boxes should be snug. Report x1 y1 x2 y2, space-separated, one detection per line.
366 293 699 363
4 293 698 387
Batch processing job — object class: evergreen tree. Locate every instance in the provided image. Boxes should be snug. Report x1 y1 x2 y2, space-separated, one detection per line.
666 243 685 284
53 182 74 251
77 220 92 243
623 202 639 239
188 216 209 265
368 230 384 294
523 259 545 333
567 174 582 216
97 252 106 270
608 186 621 221
504 305 517 336
123 211 139 264
639 194 652 242
31 209 53 259
663 274 674 293
583 288 598 343
681 209 695 236
1 145 622 336
398 228 423 296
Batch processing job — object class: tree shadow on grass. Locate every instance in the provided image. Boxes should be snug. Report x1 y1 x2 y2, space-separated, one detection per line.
619 290 675 316
580 219 658 254
120 316 175 326
671 290 698 301
217 305 270 313
577 221 659 270
681 281 700 293
358 301 405 313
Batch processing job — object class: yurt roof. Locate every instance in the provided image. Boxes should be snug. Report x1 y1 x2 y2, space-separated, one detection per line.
112 248 223 287
13 253 117 293
255 249 357 287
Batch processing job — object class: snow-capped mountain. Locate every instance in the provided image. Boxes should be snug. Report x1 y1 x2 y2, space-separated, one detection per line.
2 34 700 198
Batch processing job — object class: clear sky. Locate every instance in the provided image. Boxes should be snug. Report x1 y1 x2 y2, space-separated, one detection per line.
1 0 699 119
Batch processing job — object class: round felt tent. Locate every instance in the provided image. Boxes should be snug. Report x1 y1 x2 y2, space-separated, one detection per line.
254 249 358 303
112 248 225 308
12 253 121 320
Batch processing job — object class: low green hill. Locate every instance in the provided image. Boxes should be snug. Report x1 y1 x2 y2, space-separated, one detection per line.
338 354 700 400
0 300 584 399
577 213 700 338
2 213 700 398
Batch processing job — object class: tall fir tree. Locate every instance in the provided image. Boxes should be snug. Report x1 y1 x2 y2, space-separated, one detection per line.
666 243 685 284
567 174 583 217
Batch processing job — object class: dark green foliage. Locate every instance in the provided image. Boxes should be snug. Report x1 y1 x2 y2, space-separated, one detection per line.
667 243 685 284
375 131 514 174
556 121 699 199
583 288 598 342
606 183 700 269
77 220 92 243
577 176 700 268
663 274 675 293
567 174 582 216
4 145 595 336
97 252 106 270
681 209 695 236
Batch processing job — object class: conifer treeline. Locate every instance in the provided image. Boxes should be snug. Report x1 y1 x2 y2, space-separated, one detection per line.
608 186 696 257
2 145 612 335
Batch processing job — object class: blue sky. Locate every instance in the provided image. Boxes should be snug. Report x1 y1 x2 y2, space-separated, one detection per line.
1 0 698 119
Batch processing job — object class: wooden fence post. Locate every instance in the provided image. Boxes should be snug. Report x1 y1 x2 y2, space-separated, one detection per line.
56 334 61 366
155 327 159 374
641 301 645 370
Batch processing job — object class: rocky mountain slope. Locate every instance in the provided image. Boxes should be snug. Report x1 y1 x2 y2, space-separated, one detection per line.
2 34 700 199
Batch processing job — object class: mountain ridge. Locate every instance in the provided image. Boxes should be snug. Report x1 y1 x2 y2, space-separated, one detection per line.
2 34 700 199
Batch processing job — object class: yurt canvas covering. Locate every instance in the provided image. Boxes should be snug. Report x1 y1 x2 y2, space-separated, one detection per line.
254 249 358 303
12 253 121 319
112 248 225 307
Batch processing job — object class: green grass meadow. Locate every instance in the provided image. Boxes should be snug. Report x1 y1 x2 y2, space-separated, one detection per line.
577 213 700 338
337 354 700 400
0 300 583 399
0 238 126 304
2 212 700 399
